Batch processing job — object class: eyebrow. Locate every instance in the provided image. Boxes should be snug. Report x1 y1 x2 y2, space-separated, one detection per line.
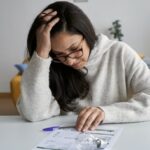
52 42 79 55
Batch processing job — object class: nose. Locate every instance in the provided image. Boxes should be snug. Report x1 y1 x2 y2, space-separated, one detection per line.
66 57 77 66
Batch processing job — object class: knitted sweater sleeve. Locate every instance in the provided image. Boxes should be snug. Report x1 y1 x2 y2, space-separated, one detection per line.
101 43 150 123
16 52 60 121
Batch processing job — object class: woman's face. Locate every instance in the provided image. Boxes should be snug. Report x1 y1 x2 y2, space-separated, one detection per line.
51 32 90 69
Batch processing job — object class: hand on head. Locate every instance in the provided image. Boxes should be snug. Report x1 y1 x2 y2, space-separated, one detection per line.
36 9 59 58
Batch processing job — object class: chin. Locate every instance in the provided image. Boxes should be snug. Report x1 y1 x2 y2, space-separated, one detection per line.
72 62 85 70
72 66 82 69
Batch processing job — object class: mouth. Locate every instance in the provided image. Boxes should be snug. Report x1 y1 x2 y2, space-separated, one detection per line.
72 61 81 68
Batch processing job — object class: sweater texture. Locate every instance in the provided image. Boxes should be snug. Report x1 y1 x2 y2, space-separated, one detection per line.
17 34 150 123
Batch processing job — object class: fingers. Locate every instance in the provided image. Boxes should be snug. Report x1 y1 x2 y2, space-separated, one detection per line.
77 106 90 119
81 111 98 132
90 113 103 130
37 9 60 33
39 9 57 21
35 9 59 58
76 107 93 131
45 17 59 32
41 11 57 22
39 9 53 17
38 9 59 33
76 107 105 132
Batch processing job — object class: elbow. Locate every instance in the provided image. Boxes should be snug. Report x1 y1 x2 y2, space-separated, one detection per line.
20 110 56 122
17 98 61 122
18 108 60 122
18 110 43 122
23 114 42 122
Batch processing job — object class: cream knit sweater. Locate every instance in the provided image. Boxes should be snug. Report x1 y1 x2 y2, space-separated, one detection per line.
17 34 150 123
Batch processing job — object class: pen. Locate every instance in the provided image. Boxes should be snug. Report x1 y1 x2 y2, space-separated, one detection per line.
42 126 60 131
42 125 74 131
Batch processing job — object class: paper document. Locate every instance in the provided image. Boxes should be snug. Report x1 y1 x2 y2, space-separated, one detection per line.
33 126 123 150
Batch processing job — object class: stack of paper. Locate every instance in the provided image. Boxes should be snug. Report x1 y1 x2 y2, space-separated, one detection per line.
33 127 123 150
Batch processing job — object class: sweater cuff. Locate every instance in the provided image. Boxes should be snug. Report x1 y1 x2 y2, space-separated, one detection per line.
27 51 52 73
34 51 52 63
99 106 121 123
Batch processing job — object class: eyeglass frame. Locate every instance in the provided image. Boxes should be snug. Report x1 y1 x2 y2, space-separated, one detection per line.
51 37 84 63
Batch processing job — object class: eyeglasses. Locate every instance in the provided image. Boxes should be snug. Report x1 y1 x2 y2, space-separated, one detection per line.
51 37 84 63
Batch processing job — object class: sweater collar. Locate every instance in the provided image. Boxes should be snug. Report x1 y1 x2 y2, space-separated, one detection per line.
86 34 115 67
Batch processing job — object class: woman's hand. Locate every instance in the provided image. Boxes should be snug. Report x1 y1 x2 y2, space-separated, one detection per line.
36 9 59 58
76 106 105 132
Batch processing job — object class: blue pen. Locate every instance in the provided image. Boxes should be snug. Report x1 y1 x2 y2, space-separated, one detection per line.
42 126 60 131
42 125 74 131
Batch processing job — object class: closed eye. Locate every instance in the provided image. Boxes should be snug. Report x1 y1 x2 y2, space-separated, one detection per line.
52 47 79 57
51 50 64 56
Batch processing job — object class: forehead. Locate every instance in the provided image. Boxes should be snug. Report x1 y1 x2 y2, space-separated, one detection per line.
51 32 82 52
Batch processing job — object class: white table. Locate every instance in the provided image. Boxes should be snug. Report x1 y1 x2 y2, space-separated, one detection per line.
0 115 150 150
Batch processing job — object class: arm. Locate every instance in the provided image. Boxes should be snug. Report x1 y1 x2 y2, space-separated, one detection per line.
76 43 150 131
17 52 60 121
17 9 60 121
101 43 150 123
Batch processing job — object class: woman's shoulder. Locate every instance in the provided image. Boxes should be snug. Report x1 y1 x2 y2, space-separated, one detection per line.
95 34 127 56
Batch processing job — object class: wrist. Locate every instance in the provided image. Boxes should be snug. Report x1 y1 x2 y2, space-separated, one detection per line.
36 50 49 59
96 106 105 123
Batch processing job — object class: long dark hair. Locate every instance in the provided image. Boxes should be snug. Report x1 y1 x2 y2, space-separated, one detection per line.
27 1 98 111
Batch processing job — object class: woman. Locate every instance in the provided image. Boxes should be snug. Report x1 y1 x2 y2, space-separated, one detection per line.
17 1 150 132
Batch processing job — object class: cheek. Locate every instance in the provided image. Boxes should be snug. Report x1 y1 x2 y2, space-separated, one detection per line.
79 55 88 67
82 48 90 62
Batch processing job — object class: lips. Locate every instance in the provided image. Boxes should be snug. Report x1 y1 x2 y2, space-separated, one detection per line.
72 61 81 67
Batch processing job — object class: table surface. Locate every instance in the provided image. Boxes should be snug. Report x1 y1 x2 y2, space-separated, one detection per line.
0 115 150 150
